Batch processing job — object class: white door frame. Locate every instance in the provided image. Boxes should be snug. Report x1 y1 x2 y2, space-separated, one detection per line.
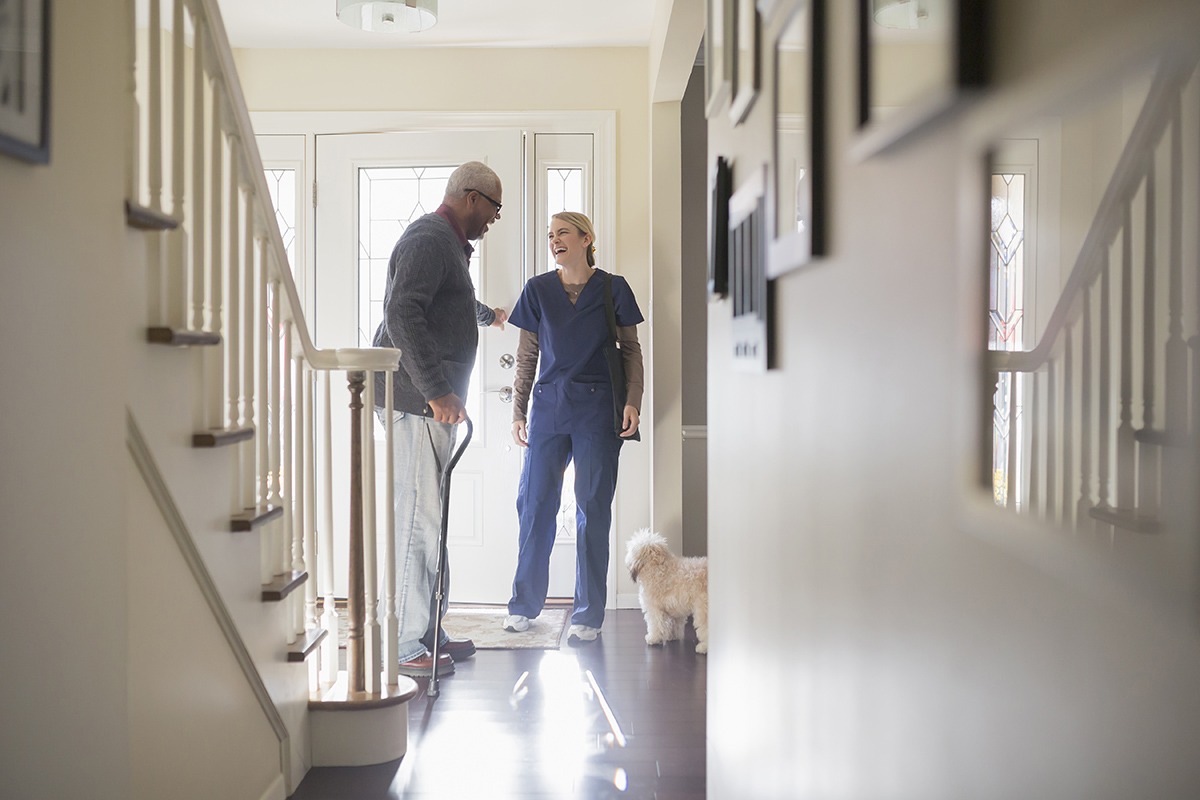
249 109 628 609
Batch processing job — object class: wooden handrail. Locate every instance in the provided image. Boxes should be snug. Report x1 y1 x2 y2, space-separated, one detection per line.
986 55 1195 374
192 0 399 374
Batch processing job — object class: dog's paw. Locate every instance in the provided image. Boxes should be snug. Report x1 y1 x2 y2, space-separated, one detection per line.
645 633 664 646
694 641 708 654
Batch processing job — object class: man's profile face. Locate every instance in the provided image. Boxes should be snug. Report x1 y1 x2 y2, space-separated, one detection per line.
466 187 502 240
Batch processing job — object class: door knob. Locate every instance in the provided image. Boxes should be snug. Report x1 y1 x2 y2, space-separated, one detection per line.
499 353 515 369
498 386 513 403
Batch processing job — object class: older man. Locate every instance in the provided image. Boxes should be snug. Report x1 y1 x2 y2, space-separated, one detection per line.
373 161 507 677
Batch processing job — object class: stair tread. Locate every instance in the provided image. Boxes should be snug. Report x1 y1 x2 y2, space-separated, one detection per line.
193 426 255 448
147 326 221 347
1135 427 1196 448
231 504 283 531
262 570 307 602
1089 505 1163 534
309 669 419 710
125 199 181 231
287 628 328 662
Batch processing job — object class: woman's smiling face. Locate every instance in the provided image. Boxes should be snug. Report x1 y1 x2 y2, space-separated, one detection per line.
548 219 592 267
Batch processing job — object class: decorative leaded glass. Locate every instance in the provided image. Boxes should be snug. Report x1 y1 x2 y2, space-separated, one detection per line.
264 169 297 272
989 173 1027 507
357 166 482 427
547 168 584 226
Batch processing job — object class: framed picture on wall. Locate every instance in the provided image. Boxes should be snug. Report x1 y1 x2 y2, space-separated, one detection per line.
0 0 51 164
729 0 761 125
708 155 732 298
852 0 987 159
705 0 735 117
767 0 827 277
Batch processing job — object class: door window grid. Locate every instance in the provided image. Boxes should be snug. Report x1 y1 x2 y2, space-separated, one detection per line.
357 166 482 429
990 173 1027 508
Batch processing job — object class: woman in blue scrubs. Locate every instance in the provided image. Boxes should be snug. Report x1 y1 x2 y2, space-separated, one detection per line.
502 212 644 642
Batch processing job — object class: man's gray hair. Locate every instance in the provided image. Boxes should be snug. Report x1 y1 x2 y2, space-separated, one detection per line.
446 161 501 199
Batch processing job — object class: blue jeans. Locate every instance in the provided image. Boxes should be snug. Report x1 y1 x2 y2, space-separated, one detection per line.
378 409 456 663
508 430 622 628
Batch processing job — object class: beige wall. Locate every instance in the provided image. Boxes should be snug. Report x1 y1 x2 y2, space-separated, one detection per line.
0 2 132 798
701 0 1200 797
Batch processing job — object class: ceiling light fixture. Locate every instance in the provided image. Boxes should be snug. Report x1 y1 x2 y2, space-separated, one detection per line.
336 0 437 33
872 0 930 29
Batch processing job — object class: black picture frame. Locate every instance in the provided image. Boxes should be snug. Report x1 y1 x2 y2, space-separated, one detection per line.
0 0 50 164
852 0 987 159
708 156 732 298
766 0 826 277
728 0 761 125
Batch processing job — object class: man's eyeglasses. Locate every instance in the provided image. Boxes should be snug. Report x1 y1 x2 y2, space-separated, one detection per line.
468 188 502 214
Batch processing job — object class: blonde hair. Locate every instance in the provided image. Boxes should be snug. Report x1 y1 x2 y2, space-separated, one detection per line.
551 211 597 267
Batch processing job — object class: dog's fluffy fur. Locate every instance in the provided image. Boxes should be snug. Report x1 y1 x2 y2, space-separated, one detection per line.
624 528 708 654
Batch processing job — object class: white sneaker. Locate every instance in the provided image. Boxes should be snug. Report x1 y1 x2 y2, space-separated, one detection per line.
568 624 599 641
503 614 530 632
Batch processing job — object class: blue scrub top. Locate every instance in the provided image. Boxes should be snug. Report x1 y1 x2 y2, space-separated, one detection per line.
508 268 644 435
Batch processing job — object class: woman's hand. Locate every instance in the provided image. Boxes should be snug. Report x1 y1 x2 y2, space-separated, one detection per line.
511 419 529 447
620 405 640 438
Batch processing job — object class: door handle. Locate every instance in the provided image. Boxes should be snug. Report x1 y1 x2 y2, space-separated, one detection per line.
488 386 513 403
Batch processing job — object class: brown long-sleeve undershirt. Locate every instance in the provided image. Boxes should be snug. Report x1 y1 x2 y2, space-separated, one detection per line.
511 283 643 423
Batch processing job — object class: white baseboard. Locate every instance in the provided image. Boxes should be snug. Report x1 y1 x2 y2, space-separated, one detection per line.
616 593 642 609
258 774 286 800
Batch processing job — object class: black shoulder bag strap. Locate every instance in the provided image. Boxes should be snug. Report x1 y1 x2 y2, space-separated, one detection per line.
603 273 639 441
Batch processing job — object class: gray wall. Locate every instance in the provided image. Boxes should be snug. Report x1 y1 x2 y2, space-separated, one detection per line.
704 0 1200 797
681 61 709 558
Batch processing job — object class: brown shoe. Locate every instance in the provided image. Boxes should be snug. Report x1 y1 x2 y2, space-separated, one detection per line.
397 651 455 678
437 637 476 662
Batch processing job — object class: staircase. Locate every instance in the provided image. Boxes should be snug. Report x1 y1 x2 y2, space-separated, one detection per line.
985 55 1200 548
125 0 420 793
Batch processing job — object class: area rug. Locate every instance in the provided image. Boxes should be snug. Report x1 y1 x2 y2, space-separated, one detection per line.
442 606 569 650
333 604 570 650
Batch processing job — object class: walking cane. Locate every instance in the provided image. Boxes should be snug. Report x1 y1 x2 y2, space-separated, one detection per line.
428 415 472 698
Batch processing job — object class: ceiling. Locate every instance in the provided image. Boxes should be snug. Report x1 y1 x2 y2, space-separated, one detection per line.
215 0 658 50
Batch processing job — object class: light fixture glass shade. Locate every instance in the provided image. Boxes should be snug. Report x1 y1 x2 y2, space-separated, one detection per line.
336 0 437 33
872 0 926 29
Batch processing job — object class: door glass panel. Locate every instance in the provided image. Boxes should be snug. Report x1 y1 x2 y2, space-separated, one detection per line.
357 166 481 427
264 168 297 271
990 173 1027 507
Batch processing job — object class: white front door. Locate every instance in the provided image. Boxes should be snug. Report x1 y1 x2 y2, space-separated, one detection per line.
315 130 525 603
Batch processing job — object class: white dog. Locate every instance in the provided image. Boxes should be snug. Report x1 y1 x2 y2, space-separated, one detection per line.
624 528 708 654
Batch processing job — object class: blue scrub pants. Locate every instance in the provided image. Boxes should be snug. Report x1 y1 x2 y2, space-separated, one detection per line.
509 429 623 628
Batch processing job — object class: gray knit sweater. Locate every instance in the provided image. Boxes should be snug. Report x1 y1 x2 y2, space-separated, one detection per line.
372 212 495 415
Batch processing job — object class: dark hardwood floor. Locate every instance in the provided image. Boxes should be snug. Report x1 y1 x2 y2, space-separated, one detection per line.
292 607 706 800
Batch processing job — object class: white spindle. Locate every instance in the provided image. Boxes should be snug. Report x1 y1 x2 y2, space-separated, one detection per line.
1165 100 1187 433
384 377 398 687
241 212 257 511
1139 162 1159 517
148 0 164 212
227 137 242 432
1029 370 1042 518
1062 326 1075 527
207 79 225 430
164 0 186 328
269 276 283 583
1097 248 1113 520
257 238 270 509
292 331 307 638
320 370 338 686
304 367 318 632
280 307 293 592
1046 360 1058 522
190 17 206 331
1116 199 1136 511
363 372 381 693
1077 284 1093 528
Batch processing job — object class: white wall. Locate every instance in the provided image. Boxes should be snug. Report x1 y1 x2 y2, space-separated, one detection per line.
0 2 132 797
698 0 1200 797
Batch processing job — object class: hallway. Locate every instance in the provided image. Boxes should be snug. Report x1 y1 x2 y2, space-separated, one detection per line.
292 608 707 799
